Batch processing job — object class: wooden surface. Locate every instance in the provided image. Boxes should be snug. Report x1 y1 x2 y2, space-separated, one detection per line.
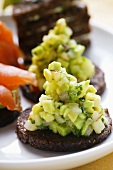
71 1 113 169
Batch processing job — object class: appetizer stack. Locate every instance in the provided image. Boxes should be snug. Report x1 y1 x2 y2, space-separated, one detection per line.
21 18 105 102
0 7 112 153
0 21 37 127
17 61 112 152
12 0 91 63
0 63 37 127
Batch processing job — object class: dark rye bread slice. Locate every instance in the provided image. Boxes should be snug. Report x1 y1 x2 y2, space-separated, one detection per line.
21 65 106 103
21 85 42 103
0 108 20 127
90 65 106 95
13 0 90 61
16 108 112 152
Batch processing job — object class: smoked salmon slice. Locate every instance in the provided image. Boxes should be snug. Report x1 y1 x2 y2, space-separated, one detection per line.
0 85 16 111
0 21 25 68
0 63 37 90
0 21 13 44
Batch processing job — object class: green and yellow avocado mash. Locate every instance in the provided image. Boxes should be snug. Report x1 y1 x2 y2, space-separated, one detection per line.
25 61 107 137
29 18 95 91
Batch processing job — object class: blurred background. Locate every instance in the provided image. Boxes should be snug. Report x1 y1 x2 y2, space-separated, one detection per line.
0 0 113 28
84 0 113 28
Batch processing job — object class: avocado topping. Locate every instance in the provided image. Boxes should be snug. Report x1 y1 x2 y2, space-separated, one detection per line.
29 18 95 91
25 61 107 137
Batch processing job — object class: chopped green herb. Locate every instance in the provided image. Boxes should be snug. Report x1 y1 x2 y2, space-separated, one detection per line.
29 118 35 124
37 125 48 130
77 91 81 96
101 118 104 123
79 98 85 102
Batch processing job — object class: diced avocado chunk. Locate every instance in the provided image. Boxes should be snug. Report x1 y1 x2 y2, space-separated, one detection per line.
69 57 95 81
73 45 85 57
92 119 105 134
78 80 90 98
56 58 69 69
92 111 100 121
82 100 94 113
79 113 86 119
60 105 67 115
55 112 65 124
24 119 37 131
68 112 78 123
84 125 93 136
74 116 86 130
68 103 82 114
49 121 58 133
42 99 55 114
29 111 42 126
81 118 93 136
81 123 89 136
39 111 54 122
32 103 43 114
57 76 69 86
43 69 52 82
87 85 97 93
48 61 61 71
85 92 101 111
57 125 71 136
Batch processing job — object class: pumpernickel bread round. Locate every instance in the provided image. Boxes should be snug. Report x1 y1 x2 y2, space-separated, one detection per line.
16 108 112 152
21 85 42 103
90 65 106 95
21 65 106 103
0 108 20 127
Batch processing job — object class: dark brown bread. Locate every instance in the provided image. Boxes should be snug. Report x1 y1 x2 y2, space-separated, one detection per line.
16 108 112 152
0 108 20 127
90 65 106 95
13 0 91 63
21 85 43 103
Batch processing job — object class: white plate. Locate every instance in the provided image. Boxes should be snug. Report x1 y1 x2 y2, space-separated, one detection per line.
0 17 113 170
